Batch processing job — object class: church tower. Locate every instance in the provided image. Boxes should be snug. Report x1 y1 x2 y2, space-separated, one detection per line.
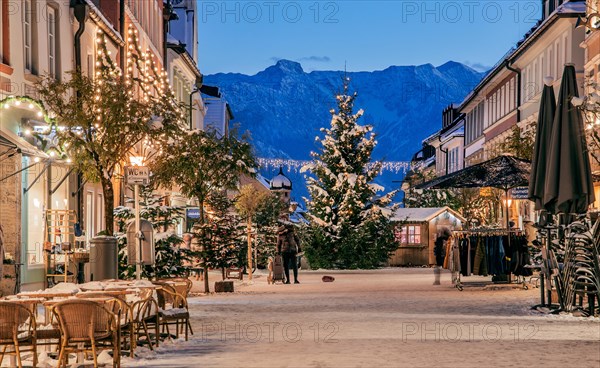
269 167 292 203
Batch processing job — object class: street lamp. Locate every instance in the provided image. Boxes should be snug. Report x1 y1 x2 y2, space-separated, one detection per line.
128 154 147 279
129 156 145 167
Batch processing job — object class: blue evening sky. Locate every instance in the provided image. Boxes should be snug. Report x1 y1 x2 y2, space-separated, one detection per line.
198 0 542 75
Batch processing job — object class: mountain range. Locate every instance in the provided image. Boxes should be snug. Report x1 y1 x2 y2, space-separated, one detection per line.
204 60 485 201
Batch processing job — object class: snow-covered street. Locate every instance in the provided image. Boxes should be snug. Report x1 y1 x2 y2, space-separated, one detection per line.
125 268 600 368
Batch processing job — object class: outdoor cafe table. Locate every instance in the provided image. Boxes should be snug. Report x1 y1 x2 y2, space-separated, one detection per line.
76 289 137 297
14 291 77 299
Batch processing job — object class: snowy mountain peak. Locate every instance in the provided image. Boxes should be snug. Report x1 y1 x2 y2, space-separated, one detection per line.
437 61 479 74
265 59 304 75
204 61 484 199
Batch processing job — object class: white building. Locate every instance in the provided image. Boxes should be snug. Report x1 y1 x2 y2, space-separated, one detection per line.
0 0 77 292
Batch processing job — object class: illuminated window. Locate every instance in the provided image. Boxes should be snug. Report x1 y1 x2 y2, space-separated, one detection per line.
395 225 421 245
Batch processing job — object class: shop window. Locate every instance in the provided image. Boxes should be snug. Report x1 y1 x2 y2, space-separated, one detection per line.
395 225 421 245
24 158 46 266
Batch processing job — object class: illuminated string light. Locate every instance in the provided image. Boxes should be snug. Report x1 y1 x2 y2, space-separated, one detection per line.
257 158 411 174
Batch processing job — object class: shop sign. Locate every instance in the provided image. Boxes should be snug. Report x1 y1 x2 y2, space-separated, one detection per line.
510 187 529 200
125 166 150 185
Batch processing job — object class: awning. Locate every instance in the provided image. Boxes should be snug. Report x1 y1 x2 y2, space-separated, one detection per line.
0 129 49 159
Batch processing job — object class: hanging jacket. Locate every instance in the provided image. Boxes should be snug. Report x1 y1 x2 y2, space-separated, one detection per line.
473 237 488 276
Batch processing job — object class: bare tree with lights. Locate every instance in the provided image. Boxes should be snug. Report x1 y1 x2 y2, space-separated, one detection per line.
36 28 185 235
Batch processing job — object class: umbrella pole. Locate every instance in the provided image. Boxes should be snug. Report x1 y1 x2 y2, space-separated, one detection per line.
546 212 553 308
547 222 552 308
505 189 512 284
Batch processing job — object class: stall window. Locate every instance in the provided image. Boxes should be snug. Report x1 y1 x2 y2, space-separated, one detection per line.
395 225 421 245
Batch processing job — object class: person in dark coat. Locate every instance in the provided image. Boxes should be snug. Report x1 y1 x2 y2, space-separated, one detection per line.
434 228 451 266
277 223 301 284
433 227 451 285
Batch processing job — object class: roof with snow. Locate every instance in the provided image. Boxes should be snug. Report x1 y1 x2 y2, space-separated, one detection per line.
255 174 271 190
392 207 465 223
270 167 292 190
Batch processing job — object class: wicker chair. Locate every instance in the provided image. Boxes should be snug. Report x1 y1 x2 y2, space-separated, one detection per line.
155 279 194 336
77 293 133 357
156 278 193 296
121 289 159 355
52 299 120 368
153 283 190 341
0 302 37 368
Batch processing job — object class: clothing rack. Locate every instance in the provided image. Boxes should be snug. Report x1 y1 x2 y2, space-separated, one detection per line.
453 229 524 234
449 229 530 289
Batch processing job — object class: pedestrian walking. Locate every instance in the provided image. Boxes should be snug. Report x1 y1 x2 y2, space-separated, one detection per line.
433 227 451 285
277 223 301 284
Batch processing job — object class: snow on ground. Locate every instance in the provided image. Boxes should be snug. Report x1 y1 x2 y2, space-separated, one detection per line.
127 268 599 368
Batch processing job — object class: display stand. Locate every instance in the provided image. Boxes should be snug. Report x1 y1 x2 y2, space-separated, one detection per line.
44 209 77 287
451 228 530 291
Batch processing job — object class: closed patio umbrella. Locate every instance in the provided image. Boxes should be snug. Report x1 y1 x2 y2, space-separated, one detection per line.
529 78 556 211
416 155 530 192
543 64 595 214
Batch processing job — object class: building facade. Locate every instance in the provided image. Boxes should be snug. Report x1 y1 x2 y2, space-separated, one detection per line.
404 0 587 229
0 0 204 293
582 0 600 209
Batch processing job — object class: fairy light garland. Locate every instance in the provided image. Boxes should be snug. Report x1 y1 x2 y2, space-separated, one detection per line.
258 158 411 174
97 26 182 122
0 96 55 126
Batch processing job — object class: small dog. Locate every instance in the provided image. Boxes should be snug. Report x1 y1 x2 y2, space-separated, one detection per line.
267 256 274 284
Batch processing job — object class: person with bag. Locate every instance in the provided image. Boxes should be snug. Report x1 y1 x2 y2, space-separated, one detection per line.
277 223 301 284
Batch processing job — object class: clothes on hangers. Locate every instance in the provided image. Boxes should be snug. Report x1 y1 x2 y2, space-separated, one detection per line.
452 230 532 278
459 237 471 276
473 236 488 276
510 234 533 277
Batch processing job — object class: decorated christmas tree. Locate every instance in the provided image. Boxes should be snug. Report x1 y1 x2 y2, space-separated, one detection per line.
302 80 398 269
197 191 242 281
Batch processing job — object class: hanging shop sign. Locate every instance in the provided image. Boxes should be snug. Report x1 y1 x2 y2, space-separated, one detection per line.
125 166 150 185
510 187 529 200
186 208 200 219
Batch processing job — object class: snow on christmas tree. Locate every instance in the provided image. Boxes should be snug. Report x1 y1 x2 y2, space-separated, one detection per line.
302 79 398 269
